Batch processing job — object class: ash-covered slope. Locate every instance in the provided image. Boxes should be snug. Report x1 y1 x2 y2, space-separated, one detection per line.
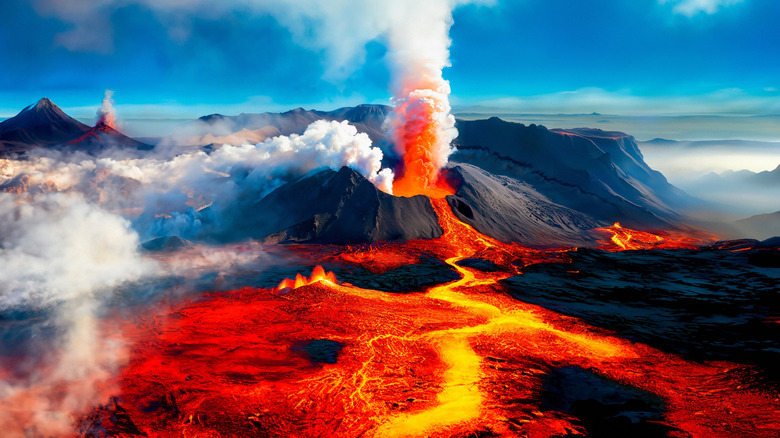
0 98 90 154
452 118 694 229
444 163 603 247
211 166 442 244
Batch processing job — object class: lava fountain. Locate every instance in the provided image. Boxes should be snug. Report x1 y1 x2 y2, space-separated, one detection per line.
383 2 459 198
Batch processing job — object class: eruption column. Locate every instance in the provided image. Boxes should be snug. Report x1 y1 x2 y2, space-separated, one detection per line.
384 1 460 198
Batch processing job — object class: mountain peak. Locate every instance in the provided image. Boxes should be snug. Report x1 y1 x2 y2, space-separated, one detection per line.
34 97 54 109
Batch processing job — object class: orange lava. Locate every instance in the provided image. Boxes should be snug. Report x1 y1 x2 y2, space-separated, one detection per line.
275 265 337 291
99 199 780 437
389 90 455 198
596 221 711 251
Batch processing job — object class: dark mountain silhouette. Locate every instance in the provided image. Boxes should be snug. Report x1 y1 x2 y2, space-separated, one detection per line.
0 98 90 154
200 166 443 244
0 98 150 155
197 104 392 145
735 211 780 240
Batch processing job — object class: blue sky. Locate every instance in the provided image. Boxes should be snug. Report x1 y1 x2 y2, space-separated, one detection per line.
1 0 779 119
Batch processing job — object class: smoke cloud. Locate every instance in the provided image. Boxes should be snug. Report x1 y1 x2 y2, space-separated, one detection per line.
0 192 156 435
1 119 393 240
659 0 745 16
96 89 117 128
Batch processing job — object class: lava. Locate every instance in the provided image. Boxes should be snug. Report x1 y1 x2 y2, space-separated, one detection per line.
595 221 711 251
275 265 337 291
94 199 780 437
387 87 457 198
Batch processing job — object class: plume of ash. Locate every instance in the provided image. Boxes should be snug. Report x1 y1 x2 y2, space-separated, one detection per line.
0 192 157 435
96 89 117 128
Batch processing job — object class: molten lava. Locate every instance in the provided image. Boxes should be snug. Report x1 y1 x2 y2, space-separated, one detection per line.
275 265 337 291
94 198 779 437
387 86 457 198
596 221 710 251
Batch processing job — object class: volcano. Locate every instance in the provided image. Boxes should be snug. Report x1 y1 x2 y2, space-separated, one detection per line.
204 166 443 244
0 97 90 155
0 98 150 156
67 120 151 153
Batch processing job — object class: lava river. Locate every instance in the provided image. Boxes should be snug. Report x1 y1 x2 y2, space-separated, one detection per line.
87 199 779 437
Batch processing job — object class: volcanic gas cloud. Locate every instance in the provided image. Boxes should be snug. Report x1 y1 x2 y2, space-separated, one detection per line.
382 1 460 198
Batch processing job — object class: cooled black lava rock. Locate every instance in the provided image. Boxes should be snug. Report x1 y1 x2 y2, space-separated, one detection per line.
332 256 459 292
541 366 673 438
219 166 442 244
303 339 343 364
501 248 780 384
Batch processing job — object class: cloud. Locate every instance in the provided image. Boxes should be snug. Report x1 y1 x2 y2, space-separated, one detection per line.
659 0 745 16
0 192 156 435
462 87 780 115
31 0 490 80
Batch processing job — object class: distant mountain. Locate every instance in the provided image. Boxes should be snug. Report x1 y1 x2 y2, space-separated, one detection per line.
0 97 90 154
68 120 151 152
0 98 150 155
197 104 392 145
452 118 696 229
735 211 780 240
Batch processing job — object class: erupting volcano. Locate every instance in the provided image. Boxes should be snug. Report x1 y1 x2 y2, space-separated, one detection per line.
2 1 780 437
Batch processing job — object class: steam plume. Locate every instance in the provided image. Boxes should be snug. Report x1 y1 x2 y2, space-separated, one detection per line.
0 193 156 435
96 89 116 128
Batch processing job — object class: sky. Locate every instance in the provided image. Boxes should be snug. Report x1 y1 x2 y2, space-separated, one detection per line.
1 0 779 120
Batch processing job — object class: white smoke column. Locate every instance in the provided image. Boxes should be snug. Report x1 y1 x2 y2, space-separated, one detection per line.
380 1 469 197
0 193 157 435
255 120 394 193
96 89 117 128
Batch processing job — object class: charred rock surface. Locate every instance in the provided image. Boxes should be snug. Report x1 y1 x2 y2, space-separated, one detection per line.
501 247 780 384
540 366 675 438
217 166 443 244
330 255 459 292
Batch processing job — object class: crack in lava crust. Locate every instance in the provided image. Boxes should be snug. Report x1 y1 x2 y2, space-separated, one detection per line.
103 198 779 437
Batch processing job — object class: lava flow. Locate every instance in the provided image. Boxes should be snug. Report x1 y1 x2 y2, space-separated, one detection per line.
596 221 711 251
96 199 780 437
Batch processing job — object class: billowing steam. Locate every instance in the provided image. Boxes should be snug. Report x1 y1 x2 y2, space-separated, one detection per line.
382 1 461 197
96 89 117 128
0 193 156 434
1 119 393 239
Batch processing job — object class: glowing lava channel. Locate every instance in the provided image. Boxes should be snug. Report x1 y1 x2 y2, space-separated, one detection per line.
108 198 779 437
